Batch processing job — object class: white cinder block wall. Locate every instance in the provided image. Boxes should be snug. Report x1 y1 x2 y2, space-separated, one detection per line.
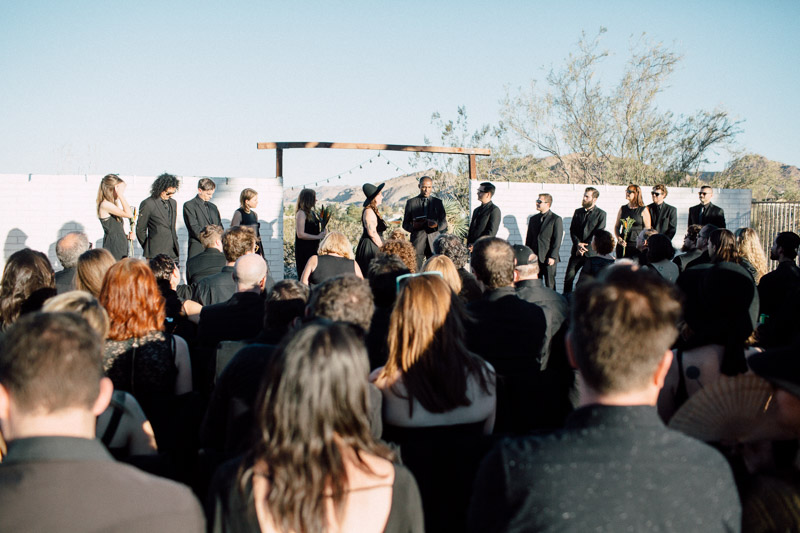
0 174 284 282
470 181 752 290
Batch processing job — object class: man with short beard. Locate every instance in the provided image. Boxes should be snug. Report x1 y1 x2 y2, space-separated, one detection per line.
673 224 703 273
563 187 606 294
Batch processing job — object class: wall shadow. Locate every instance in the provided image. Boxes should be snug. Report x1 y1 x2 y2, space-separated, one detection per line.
503 214 522 245
48 221 86 270
4 228 28 261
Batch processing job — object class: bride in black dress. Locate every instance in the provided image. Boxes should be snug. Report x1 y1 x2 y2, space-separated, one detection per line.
96 174 134 261
355 183 387 275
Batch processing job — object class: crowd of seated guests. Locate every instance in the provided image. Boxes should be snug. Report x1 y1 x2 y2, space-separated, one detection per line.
2 220 800 533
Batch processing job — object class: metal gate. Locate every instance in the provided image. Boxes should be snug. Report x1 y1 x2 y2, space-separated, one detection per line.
751 201 800 270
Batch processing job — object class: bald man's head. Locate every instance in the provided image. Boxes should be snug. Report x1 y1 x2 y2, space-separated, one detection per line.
233 254 267 292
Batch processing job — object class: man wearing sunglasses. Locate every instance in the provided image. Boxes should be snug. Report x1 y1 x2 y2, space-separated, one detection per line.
647 184 677 240
525 193 563 290
688 185 726 228
467 182 501 251
137 173 181 260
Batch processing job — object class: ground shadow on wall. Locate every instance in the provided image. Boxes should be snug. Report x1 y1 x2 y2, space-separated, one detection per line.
258 219 275 242
503 215 522 245
48 222 87 271
4 229 28 261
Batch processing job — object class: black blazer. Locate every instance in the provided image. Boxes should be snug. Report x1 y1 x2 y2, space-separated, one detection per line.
647 202 677 239
402 195 448 255
183 195 222 259
137 196 179 259
54 267 76 294
186 247 226 285
525 211 564 262
569 207 607 257
688 202 726 229
467 201 501 246
198 291 266 348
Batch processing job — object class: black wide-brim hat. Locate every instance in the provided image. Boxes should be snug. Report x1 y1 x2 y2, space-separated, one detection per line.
362 182 385 207
749 344 800 399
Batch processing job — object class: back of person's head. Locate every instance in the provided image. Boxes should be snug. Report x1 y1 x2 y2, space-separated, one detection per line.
99 258 165 341
387 229 406 241
422 255 462 295
245 320 393 533
148 254 177 281
149 173 179 198
234 253 267 291
433 233 469 270
43 291 110 340
75 248 116 298
264 280 310 338
222 226 257 263
646 234 675 263
380 239 417 273
367 255 409 309
471 237 515 289
570 265 682 395
55 232 90 269
683 224 703 251
199 224 224 249
0 312 103 414
776 232 800 260
709 229 738 263
318 231 354 260
0 248 56 328
735 227 768 281
593 230 616 256
636 228 658 251
307 275 374 331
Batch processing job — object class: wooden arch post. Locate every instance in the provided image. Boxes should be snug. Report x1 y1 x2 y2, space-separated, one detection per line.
257 142 491 182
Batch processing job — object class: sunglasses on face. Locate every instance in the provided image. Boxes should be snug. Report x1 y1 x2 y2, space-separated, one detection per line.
651 192 662 196
395 271 443 293
536 200 543 204
699 192 708 196
626 190 635 195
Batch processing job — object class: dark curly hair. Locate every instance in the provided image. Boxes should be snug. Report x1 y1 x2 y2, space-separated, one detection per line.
432 234 469 270
149 173 180 198
380 239 417 273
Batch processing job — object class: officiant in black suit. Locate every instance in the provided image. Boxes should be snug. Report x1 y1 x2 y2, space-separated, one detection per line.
136 173 180 260
467 182 501 250
525 193 563 289
183 178 222 259
688 185 726 228
402 175 448 269
647 184 677 240
563 187 606 294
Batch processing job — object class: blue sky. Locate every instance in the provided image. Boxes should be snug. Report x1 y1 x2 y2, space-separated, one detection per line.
1 0 798 188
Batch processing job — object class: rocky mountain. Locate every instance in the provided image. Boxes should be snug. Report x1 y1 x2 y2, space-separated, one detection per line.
283 170 435 208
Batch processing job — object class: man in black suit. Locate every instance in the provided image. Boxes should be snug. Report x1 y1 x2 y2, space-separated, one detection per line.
467 238 547 435
0 312 205 532
191 226 257 307
647 184 678 239
685 224 718 270
467 181 501 250
524 193 563 289
186 224 226 285
468 266 741 532
673 224 703 273
758 231 800 347
54 231 90 293
137 173 180 260
563 187 607 294
183 178 222 259
402 176 448 269
688 185 726 228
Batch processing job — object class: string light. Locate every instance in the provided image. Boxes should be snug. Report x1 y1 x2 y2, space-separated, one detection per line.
286 153 411 189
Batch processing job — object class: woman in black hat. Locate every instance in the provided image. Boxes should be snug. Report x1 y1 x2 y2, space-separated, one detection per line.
355 183 387 275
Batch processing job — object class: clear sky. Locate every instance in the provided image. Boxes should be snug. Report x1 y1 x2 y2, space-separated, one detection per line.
1 0 798 189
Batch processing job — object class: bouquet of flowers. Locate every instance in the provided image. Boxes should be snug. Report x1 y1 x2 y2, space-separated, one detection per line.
313 204 333 231
620 216 635 247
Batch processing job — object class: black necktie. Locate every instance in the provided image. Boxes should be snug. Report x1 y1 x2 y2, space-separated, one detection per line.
204 202 211 221
163 200 171 218
422 198 428 217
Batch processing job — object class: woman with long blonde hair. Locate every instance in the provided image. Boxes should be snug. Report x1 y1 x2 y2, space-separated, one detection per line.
96 174 134 260
735 227 768 283
422 254 462 295
75 248 116 298
300 231 362 285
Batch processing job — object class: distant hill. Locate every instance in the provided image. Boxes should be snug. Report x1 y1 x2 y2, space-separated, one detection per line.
284 170 436 208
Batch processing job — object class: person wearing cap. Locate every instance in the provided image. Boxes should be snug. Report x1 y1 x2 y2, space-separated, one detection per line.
467 182 501 251
402 176 448 270
647 184 677 240
355 182 388 275
525 193 563 290
757 231 800 347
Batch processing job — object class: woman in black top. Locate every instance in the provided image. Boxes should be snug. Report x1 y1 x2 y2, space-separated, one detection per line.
355 182 388 275
96 174 134 260
300 231 362 286
294 188 326 277
231 188 264 258
614 184 651 259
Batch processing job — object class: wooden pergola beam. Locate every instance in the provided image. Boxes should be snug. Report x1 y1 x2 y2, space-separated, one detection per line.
257 141 491 156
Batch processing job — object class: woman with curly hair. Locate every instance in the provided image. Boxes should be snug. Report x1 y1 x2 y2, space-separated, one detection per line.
380 239 417 274
355 182 388 275
99 259 192 417
735 227 768 283
96 173 134 260
209 321 424 533
614 184 651 259
294 188 326 277
301 231 362 286
0 248 56 329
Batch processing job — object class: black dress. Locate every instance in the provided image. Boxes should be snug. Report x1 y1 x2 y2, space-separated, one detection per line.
295 211 320 278
232 208 264 259
616 204 645 259
356 209 387 275
100 216 128 260
309 255 356 286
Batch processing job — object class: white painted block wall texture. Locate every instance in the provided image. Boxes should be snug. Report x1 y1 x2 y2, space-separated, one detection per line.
469 181 752 290
0 174 284 282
